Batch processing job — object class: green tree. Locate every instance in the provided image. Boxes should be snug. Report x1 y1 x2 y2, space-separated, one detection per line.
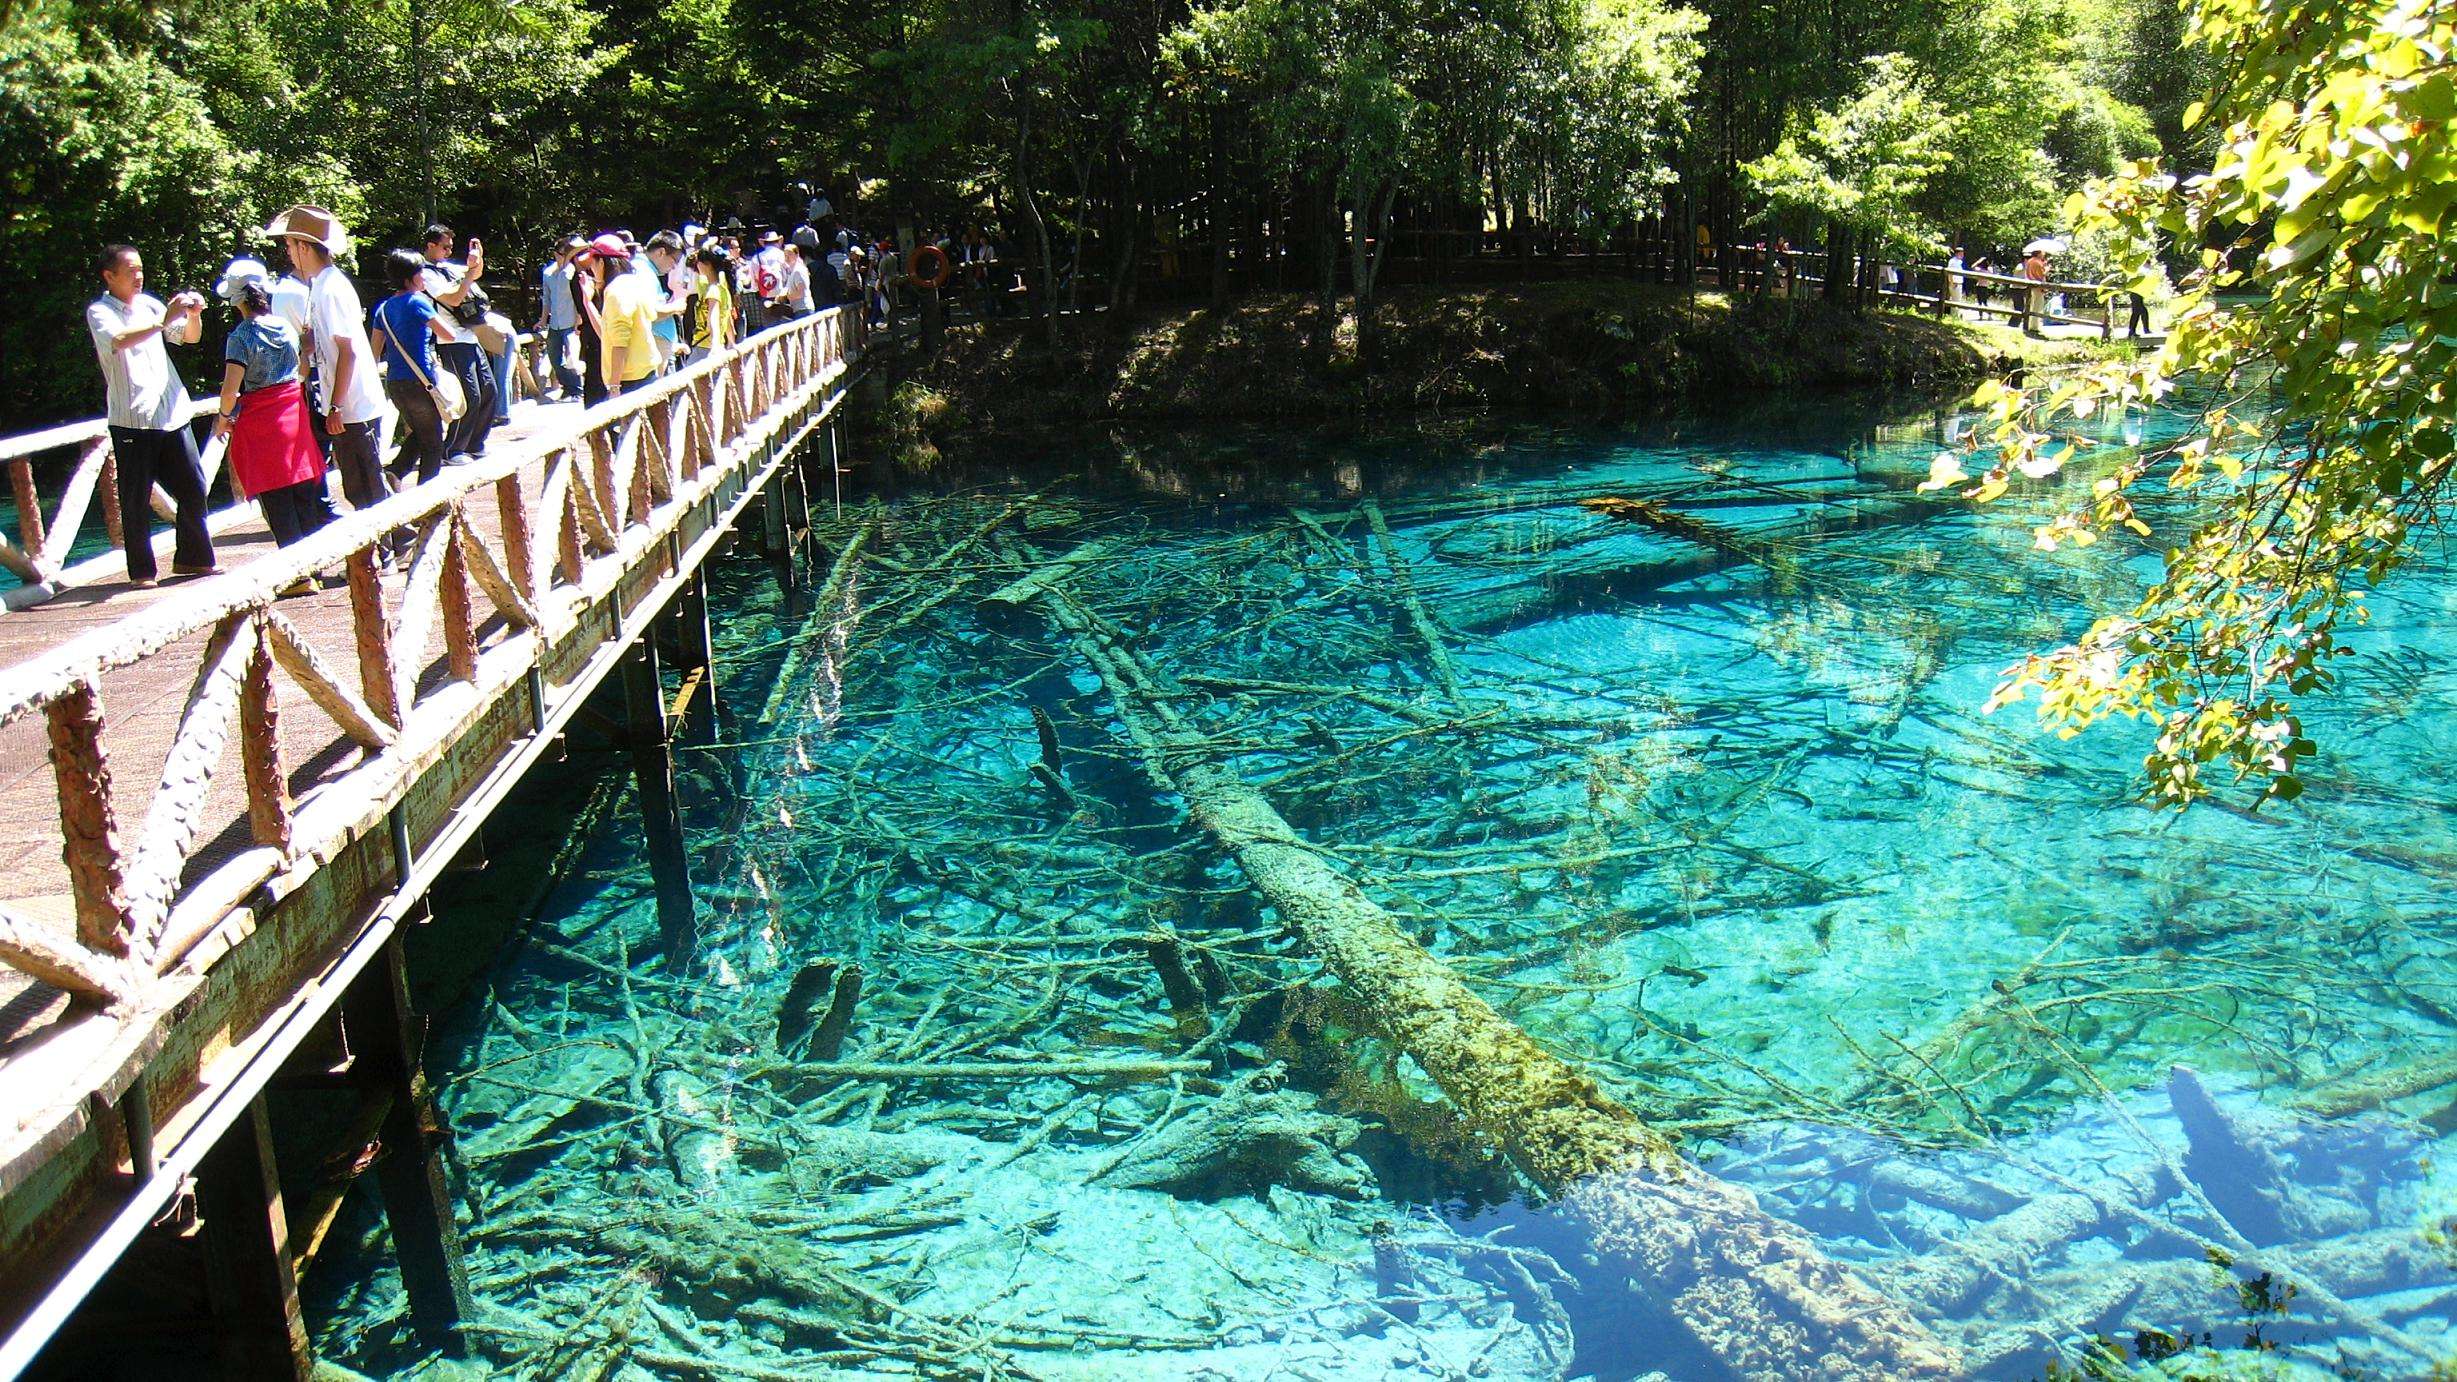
1743 54 1957 263
0 5 259 423
1934 0 2457 805
0 0 609 426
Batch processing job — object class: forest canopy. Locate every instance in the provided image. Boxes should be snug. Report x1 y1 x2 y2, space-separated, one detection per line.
3 0 2199 425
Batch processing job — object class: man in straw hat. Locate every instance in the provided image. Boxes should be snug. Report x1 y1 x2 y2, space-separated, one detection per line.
265 205 394 534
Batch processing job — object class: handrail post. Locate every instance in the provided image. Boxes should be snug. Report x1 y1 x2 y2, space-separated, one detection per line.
439 515 478 683
97 453 124 550
9 457 45 559
239 622 292 853
495 474 536 609
345 548 403 729
47 683 132 957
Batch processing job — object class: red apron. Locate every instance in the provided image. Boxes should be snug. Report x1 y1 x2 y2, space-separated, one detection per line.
228 379 327 495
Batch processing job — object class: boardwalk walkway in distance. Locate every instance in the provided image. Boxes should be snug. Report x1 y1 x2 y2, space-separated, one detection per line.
0 305 864 1378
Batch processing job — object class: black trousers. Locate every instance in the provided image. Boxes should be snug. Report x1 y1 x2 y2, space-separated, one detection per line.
2128 294 2151 336
437 341 498 459
257 477 337 547
107 424 214 581
327 417 402 561
384 378 448 484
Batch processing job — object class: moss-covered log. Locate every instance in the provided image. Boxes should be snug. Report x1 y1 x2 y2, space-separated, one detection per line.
997 546 1957 1380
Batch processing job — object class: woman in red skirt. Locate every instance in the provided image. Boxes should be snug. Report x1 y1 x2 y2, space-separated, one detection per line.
210 259 338 586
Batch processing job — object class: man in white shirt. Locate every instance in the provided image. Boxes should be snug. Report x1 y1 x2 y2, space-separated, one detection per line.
777 245 814 319
267 206 393 529
86 243 217 586
419 224 498 461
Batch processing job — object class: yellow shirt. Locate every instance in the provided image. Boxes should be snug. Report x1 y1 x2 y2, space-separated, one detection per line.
693 276 734 352
601 271 660 384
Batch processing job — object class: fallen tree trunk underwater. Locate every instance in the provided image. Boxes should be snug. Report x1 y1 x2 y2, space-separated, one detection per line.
986 537 1959 1381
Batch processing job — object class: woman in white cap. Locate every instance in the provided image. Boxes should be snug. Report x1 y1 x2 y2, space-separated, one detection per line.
208 257 337 575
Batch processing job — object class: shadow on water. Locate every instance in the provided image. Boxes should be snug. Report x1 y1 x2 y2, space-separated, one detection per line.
303 388 2457 1380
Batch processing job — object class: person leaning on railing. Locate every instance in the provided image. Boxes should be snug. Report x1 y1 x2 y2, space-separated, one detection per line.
206 257 339 591
85 243 219 588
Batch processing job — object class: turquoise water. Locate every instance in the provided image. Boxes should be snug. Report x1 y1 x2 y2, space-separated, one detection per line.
307 394 2457 1379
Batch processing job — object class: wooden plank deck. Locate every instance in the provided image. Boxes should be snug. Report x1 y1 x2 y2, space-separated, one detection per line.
0 400 582 1038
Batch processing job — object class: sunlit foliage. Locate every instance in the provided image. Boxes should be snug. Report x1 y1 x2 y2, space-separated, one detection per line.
1935 0 2456 805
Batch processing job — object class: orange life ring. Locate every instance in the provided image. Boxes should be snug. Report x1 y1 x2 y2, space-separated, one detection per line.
909 244 952 289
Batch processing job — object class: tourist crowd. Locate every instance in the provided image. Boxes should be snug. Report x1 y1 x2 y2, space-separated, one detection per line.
84 198 954 594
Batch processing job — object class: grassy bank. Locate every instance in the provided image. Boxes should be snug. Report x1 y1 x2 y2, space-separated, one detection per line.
873 282 2107 441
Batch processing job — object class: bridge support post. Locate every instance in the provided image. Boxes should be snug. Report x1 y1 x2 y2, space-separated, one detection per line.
761 481 802 617
667 573 722 746
784 447 814 556
621 639 698 968
339 935 471 1353
194 1094 312 1380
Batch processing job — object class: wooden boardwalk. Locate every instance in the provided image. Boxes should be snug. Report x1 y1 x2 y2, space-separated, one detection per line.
0 402 573 1015
0 308 864 1377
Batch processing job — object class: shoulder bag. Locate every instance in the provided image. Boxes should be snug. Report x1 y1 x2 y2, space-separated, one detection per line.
384 296 465 424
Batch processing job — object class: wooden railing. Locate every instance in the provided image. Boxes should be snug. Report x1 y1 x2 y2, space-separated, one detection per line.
0 403 229 607
0 305 861 1010
0 331 566 611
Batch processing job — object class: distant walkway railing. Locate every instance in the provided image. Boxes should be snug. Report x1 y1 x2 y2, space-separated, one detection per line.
1015 227 2146 339
0 305 861 1009
0 333 565 611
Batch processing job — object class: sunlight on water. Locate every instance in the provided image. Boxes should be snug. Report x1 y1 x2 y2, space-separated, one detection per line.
306 394 2457 1380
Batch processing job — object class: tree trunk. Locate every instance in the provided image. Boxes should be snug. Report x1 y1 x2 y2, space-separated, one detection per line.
1011 103 1059 347
1315 176 1341 363
990 554 1959 1382
1209 117 1232 309
1108 186 1142 313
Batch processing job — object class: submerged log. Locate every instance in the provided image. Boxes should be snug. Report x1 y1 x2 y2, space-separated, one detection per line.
759 1057 1209 1083
1136 927 1209 1028
756 513 878 728
776 960 845 1058
2293 1052 2457 1121
1438 489 1945 635
2170 1066 2367 1245
1090 1067 1372 1199
1359 498 1466 705
651 1067 736 1195
1866 1162 2024 1222
998 541 1956 1380
809 963 863 1062
1966 1225 2457 1373
1879 1192 2107 1314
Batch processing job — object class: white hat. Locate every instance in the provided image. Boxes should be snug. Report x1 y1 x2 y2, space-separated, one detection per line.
213 257 273 302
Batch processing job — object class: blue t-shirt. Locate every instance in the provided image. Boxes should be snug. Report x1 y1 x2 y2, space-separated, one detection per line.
224 316 300 393
372 292 441 385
